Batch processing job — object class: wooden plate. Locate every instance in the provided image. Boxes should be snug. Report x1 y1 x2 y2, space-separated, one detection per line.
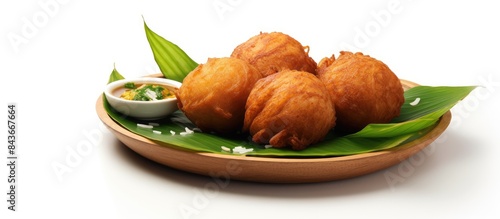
96 79 451 183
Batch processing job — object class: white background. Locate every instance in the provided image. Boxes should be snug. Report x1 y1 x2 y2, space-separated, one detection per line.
1 0 499 218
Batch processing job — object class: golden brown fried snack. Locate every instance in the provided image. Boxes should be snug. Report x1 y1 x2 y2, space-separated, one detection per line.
176 57 263 134
231 32 317 77
243 70 336 150
317 51 404 133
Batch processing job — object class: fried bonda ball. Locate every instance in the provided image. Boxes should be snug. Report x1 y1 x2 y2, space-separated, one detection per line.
317 51 404 133
243 70 336 150
231 32 317 77
176 57 263 134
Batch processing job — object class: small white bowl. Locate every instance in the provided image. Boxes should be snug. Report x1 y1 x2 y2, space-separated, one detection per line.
104 77 182 120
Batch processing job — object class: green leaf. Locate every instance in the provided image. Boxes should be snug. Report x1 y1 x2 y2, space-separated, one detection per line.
143 19 198 82
393 86 477 122
346 86 476 138
103 86 474 157
107 64 125 84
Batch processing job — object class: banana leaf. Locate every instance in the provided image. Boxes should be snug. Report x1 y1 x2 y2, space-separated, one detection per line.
107 65 124 84
143 19 198 82
104 68 475 157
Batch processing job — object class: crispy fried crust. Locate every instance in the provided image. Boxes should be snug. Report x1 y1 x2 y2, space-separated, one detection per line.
243 70 336 150
176 57 263 134
318 51 404 133
231 32 317 77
